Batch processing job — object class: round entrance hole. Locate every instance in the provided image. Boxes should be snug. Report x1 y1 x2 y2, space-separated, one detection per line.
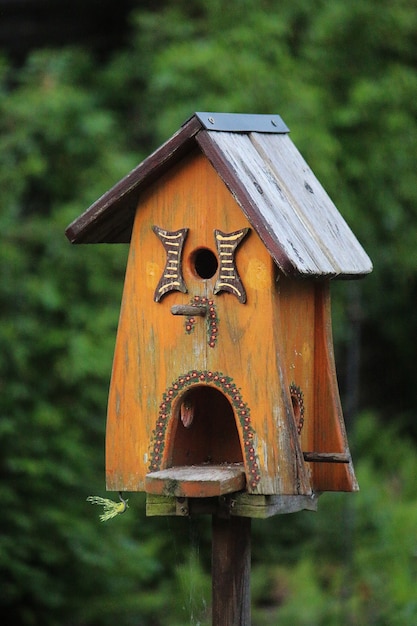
192 248 218 279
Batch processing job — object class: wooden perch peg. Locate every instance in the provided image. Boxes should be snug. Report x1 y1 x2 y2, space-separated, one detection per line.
303 452 350 463
171 304 207 316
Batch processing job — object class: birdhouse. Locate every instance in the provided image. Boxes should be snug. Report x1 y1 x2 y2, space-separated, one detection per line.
66 112 372 518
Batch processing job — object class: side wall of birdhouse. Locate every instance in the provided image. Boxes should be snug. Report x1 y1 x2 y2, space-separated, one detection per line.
277 275 358 491
105 149 310 495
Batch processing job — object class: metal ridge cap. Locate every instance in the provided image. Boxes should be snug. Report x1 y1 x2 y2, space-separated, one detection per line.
193 112 289 133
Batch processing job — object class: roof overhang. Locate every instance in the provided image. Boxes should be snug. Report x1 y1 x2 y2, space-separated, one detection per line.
65 112 372 278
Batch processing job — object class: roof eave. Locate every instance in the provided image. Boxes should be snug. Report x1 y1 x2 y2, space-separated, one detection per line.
65 114 203 244
196 130 372 280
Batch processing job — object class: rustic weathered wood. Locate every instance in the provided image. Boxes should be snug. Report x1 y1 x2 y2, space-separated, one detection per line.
195 130 296 276
312 283 359 491
276 275 358 493
66 109 372 626
231 493 318 518
146 494 177 516
250 132 371 274
145 492 319 518
145 464 246 498
170 304 207 316
303 452 350 463
199 130 372 277
212 515 251 626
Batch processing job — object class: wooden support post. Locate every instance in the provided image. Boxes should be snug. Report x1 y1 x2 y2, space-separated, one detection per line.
212 515 251 626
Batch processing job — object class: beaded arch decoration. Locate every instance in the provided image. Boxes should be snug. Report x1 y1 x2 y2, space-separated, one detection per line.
289 382 305 435
149 370 261 489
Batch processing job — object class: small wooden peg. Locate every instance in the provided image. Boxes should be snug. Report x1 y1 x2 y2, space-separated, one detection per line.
303 452 350 463
170 304 207 316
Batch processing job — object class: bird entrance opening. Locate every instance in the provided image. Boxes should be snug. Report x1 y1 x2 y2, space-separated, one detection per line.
169 386 243 467
192 248 218 279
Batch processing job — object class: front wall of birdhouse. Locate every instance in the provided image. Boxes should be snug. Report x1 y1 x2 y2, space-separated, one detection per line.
106 149 310 495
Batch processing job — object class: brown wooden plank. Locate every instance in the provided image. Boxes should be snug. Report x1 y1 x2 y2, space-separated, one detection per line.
231 493 319 518
303 452 350 463
197 129 372 278
145 492 320 518
250 133 373 277
145 464 246 498
200 131 333 276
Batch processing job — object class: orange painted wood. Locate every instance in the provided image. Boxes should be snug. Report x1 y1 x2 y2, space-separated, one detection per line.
145 464 246 498
275 275 316 458
277 276 357 492
311 283 358 491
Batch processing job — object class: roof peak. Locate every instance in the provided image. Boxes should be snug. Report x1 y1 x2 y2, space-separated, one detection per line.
189 112 289 134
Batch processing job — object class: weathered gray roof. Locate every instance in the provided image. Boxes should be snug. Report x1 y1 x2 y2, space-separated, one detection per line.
65 112 372 278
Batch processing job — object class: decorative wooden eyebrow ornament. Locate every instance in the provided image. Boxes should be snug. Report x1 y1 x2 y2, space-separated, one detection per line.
213 228 250 303
152 226 188 302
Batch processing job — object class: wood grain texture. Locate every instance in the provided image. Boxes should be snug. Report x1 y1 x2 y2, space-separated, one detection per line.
231 492 319 518
212 516 251 626
201 130 372 277
145 492 319 518
303 452 350 463
195 130 296 276
145 464 246 498
251 133 372 274
311 283 359 491
277 276 358 492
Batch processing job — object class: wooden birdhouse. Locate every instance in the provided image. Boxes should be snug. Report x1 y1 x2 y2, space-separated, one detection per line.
66 112 372 518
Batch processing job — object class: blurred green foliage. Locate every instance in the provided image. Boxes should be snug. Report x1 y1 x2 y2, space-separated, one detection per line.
1 1 417 624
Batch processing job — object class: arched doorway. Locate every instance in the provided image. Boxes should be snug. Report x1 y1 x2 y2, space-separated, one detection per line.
168 385 244 467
